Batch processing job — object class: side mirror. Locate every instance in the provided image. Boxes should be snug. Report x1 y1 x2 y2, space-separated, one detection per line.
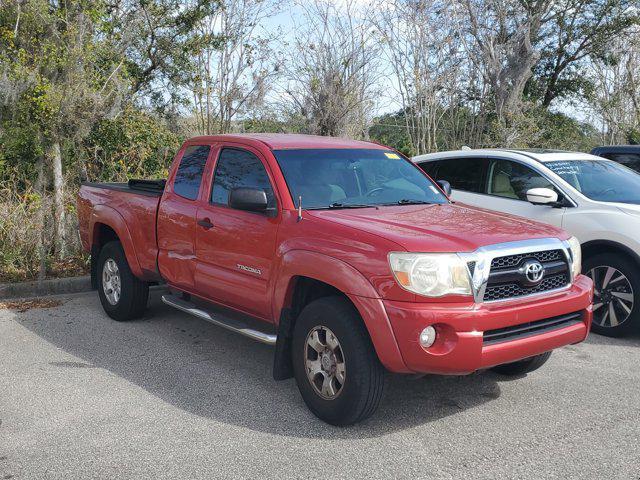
437 180 452 196
229 187 268 213
526 187 558 205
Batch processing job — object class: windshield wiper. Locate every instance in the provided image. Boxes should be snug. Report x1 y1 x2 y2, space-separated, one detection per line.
394 199 434 205
327 202 379 210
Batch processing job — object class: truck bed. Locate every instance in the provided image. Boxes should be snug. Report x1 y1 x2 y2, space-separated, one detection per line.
77 180 165 281
81 179 166 197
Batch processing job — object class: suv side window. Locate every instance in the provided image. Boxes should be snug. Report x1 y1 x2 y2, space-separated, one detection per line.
604 153 640 173
173 145 211 200
487 159 555 200
211 148 276 210
418 160 440 179
431 157 485 193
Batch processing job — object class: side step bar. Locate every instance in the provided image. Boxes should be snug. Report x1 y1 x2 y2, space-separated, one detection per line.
161 294 277 345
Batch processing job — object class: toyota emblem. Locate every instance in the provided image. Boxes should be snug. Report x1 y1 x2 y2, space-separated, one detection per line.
523 260 545 284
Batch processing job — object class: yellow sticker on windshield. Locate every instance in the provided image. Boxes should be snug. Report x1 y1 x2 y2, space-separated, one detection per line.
384 152 400 159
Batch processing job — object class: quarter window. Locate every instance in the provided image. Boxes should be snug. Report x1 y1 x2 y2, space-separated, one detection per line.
211 148 276 210
487 159 555 200
173 145 210 200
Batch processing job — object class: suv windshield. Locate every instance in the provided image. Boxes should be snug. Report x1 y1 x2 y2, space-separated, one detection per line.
273 148 448 209
546 160 640 204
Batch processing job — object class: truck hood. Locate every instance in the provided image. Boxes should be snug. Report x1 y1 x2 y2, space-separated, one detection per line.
307 203 568 253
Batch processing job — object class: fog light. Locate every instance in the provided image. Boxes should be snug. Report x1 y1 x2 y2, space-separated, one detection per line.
419 326 437 348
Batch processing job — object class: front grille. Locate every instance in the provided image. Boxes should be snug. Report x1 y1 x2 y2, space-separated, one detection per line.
483 312 583 345
484 273 569 301
491 249 563 270
483 248 570 302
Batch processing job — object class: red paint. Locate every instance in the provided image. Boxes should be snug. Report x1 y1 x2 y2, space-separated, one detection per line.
78 133 593 375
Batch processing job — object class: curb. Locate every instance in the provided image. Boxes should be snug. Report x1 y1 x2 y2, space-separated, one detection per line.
0 276 93 300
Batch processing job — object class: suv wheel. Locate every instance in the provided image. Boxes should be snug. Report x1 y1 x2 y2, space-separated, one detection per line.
491 351 552 375
292 296 384 426
584 253 639 337
97 241 149 321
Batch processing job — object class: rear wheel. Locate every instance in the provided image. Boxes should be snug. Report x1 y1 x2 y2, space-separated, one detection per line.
584 253 639 337
292 296 384 426
491 351 552 375
97 241 149 321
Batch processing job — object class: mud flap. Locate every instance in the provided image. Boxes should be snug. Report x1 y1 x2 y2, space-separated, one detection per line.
273 308 294 380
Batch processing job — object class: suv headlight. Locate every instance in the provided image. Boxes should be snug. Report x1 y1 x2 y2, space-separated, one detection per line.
389 252 472 297
567 236 582 281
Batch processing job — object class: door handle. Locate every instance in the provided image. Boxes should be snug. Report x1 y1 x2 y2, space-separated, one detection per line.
197 218 214 230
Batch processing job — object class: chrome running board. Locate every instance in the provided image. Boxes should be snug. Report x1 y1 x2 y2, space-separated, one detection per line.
161 294 277 345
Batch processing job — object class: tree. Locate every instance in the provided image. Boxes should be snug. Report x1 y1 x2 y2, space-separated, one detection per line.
284 0 379 138
0 0 127 258
588 28 640 144
373 0 465 154
532 0 639 107
189 0 281 134
458 0 552 128
104 0 219 113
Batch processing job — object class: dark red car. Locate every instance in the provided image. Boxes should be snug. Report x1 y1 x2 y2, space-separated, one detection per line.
78 134 593 425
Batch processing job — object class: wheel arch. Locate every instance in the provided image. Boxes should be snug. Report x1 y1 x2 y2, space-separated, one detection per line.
89 206 144 288
581 239 640 270
272 250 407 379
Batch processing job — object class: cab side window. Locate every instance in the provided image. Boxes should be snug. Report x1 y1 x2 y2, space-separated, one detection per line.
430 158 486 193
173 145 210 200
487 159 555 200
211 148 276 210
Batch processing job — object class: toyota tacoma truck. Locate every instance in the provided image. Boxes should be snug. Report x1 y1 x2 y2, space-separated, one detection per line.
78 134 593 425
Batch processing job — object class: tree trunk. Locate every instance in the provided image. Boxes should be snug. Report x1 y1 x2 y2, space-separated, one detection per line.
34 155 47 283
50 141 66 259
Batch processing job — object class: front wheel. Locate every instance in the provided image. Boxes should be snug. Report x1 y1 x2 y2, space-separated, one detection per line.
584 253 639 337
491 351 552 376
292 296 384 426
97 241 149 321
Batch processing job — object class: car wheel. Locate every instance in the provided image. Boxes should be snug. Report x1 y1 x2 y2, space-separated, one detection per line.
292 296 384 426
97 241 149 321
491 351 552 375
584 253 639 337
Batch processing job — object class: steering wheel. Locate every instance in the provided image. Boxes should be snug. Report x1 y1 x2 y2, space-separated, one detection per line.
365 187 385 197
597 187 616 197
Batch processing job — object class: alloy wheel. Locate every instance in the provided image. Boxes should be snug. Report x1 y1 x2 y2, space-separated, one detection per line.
587 266 634 328
102 258 121 306
304 326 346 400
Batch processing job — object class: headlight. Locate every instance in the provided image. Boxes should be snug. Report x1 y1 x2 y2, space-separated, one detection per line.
389 252 472 297
567 236 582 281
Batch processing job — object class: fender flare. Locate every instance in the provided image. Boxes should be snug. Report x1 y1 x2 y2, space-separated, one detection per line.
90 204 144 278
272 250 408 373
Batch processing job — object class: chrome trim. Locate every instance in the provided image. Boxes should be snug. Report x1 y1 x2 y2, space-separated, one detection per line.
161 294 277 345
458 237 573 303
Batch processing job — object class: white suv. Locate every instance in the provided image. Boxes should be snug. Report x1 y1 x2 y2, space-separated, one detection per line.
413 148 640 337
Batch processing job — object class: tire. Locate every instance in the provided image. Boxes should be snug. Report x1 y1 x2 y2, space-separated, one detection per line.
491 351 552 376
584 253 639 337
97 241 149 321
292 296 384 426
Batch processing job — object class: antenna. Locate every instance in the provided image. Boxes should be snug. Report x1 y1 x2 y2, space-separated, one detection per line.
297 195 303 222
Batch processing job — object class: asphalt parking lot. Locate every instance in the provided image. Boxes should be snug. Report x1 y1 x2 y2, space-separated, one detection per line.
1 290 639 480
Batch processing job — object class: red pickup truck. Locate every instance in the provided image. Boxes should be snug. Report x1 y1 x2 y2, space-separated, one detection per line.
78 134 593 425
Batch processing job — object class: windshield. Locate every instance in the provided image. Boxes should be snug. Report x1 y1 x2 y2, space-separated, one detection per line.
545 160 640 204
273 148 448 209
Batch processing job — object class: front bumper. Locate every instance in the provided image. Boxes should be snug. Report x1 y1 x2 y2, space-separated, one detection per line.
383 275 593 374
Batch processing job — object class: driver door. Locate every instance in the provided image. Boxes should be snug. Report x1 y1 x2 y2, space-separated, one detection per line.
194 146 280 321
